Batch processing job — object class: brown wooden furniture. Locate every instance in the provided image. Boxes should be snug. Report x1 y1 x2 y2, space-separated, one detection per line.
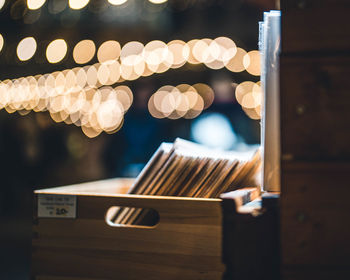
32 178 227 280
280 0 350 278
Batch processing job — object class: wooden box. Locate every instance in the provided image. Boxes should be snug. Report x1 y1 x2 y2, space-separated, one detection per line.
32 178 225 280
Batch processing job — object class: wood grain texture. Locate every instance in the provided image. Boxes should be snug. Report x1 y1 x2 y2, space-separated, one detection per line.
282 0 350 53
280 162 350 268
32 180 224 280
280 55 350 160
280 0 350 278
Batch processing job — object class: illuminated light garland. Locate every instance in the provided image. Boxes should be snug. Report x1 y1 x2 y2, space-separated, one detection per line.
225 47 247 73
69 0 89 10
148 84 208 120
235 81 262 120
0 33 4 53
0 37 261 137
0 0 5 11
148 0 168 4
97 40 121 63
0 74 133 138
46 39 68 64
27 0 46 10
108 0 128 5
243 50 261 76
167 40 189 69
73 40 96 65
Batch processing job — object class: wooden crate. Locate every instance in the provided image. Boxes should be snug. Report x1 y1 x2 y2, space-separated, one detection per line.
32 178 225 280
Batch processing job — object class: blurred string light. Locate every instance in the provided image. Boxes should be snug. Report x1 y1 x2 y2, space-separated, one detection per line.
27 0 46 10
191 112 238 150
73 39 96 64
148 0 168 4
235 81 262 120
0 74 133 138
90 37 259 75
0 34 4 53
46 39 68 63
8 0 175 14
243 50 260 76
148 83 214 120
17 37 37 61
0 0 5 10
1 36 260 76
108 0 128 5
0 37 261 136
225 47 247 73
97 40 121 63
69 0 89 10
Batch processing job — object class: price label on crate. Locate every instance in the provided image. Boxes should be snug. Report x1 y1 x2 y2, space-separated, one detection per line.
38 194 77 218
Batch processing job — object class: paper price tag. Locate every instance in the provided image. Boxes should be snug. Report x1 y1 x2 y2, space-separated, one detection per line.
38 194 76 218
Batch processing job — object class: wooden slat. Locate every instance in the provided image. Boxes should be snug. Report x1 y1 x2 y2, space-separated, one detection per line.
280 56 350 160
282 0 350 52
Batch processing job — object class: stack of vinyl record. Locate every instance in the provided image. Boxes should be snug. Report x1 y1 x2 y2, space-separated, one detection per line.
112 138 261 225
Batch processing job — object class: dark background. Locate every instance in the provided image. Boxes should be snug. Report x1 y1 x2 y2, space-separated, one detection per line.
0 0 274 278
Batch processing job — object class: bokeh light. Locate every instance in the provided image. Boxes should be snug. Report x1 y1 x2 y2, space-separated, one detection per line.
204 37 237 69
0 0 5 11
46 39 68 64
167 40 189 69
225 47 247 73
69 0 89 10
108 0 128 5
106 61 121 84
235 81 262 120
97 40 121 63
27 0 46 10
115 85 133 112
73 40 96 65
242 106 260 120
243 50 261 76
148 0 167 4
143 40 172 73
193 83 214 109
81 125 102 138
148 83 211 120
86 64 98 87
235 81 255 105
72 67 86 89
186 39 200 64
191 112 238 150
17 37 37 61
120 41 145 79
0 34 4 53
2 36 262 137
121 41 144 65
192 39 210 64
97 63 111 85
